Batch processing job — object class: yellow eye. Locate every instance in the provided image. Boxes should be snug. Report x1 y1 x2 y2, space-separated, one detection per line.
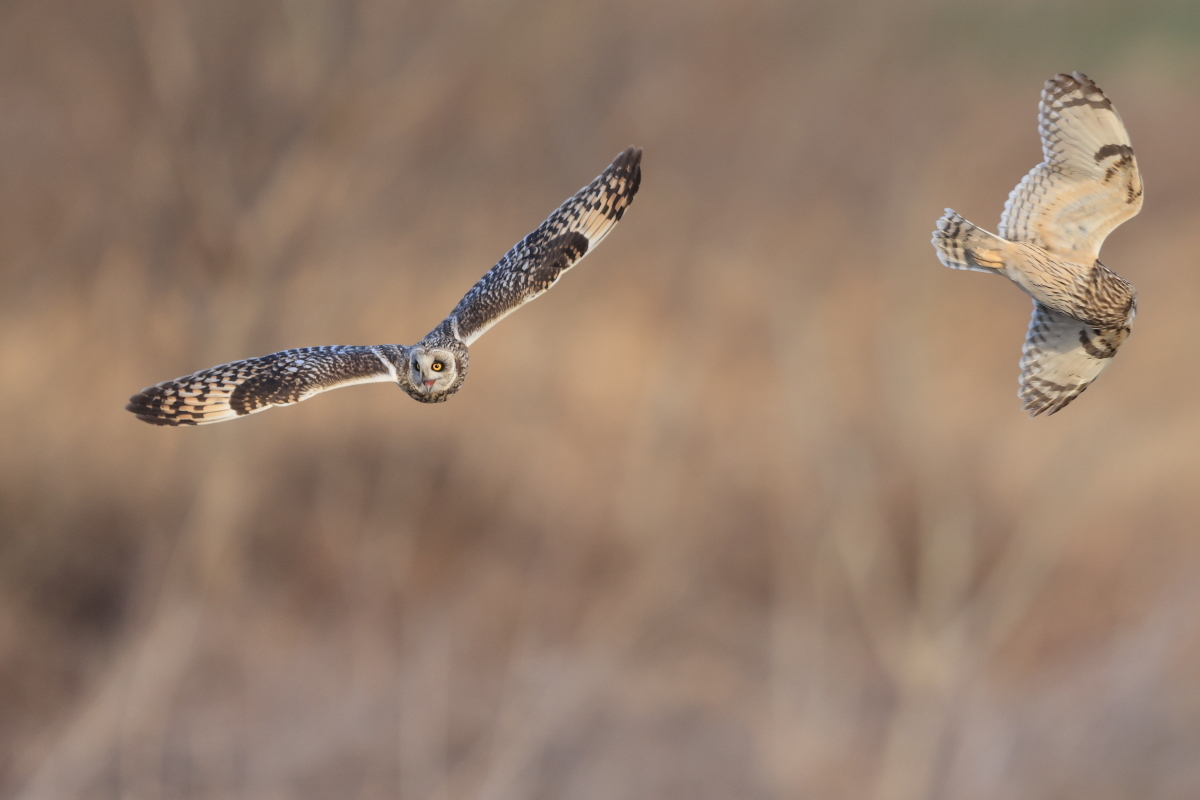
431 362 443 372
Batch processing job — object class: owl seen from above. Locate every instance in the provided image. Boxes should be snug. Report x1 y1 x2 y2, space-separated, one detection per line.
931 72 1142 416
127 147 642 425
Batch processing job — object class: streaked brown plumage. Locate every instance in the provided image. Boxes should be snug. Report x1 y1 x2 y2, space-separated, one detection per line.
931 72 1142 416
127 147 642 426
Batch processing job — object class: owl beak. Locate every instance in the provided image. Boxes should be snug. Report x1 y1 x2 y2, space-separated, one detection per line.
423 380 436 389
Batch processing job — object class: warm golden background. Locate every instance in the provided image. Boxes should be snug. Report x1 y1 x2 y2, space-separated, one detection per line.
3 0 1200 797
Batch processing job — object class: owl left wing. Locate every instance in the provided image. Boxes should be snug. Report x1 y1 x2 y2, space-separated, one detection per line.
1000 72 1143 263
444 147 642 347
127 345 407 425
1018 301 1130 416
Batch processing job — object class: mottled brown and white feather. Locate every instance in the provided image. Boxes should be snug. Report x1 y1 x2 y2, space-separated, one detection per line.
1000 72 1143 263
931 210 1007 273
445 147 642 347
1019 301 1131 416
127 345 409 426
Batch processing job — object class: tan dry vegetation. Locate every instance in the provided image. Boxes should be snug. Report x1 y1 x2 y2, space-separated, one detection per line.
3 0 1200 798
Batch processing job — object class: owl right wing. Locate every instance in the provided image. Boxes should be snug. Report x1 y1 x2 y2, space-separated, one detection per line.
442 147 642 347
127 345 408 425
999 72 1143 263
1018 301 1130 417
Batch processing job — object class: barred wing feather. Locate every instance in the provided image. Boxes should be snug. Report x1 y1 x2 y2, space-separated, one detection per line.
447 147 642 347
126 345 404 426
999 72 1143 262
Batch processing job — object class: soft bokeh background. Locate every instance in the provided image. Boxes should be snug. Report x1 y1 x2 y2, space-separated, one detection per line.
3 0 1200 797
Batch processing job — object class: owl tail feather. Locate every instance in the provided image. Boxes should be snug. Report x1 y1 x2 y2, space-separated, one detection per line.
931 209 1006 274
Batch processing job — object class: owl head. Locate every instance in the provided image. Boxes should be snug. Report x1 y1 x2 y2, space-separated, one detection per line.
402 336 469 403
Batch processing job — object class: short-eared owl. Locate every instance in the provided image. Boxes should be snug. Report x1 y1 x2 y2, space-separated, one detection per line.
128 148 642 425
931 73 1142 416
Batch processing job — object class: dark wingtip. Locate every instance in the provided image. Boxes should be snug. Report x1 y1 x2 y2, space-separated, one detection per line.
135 414 180 426
126 405 175 425
616 145 642 163
612 146 642 200
126 392 172 425
612 146 643 176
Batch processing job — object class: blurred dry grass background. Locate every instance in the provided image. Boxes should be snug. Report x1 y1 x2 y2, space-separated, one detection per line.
4 0 1200 797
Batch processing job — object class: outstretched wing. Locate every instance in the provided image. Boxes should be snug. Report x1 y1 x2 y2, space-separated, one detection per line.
444 147 642 347
1018 301 1130 416
127 345 406 426
999 72 1142 263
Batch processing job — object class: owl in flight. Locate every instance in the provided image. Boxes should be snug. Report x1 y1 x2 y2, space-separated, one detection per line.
931 73 1142 416
128 148 642 425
